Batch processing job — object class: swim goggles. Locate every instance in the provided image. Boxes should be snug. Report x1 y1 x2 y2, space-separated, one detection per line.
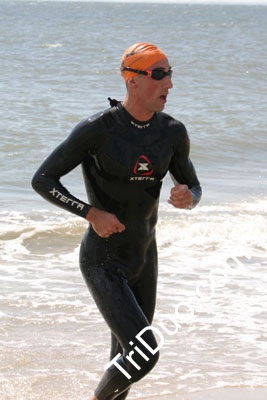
121 66 173 80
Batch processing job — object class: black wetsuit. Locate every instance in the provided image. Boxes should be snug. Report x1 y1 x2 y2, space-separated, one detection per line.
32 102 201 400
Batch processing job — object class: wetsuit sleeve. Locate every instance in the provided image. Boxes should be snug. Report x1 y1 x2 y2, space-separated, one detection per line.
169 123 202 208
31 118 98 219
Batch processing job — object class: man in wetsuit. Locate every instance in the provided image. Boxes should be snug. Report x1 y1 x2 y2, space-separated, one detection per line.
32 43 202 400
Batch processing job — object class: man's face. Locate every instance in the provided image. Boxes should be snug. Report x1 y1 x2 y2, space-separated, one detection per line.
136 58 173 115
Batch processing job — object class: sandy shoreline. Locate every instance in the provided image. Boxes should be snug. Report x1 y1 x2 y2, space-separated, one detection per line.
136 387 267 399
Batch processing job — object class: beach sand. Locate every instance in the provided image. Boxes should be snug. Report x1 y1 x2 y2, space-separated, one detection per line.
137 387 267 399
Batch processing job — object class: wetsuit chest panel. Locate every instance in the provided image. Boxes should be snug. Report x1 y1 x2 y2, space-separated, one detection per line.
95 126 173 185
80 106 196 222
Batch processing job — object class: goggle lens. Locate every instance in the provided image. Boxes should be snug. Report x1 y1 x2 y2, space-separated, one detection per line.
148 69 173 80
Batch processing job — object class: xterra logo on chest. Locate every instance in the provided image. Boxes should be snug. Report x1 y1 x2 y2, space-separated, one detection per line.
130 155 155 182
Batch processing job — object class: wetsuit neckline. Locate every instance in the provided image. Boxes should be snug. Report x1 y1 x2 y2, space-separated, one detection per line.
118 103 156 129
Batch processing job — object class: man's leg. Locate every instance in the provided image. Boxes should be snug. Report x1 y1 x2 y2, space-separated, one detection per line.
131 239 158 325
80 242 159 400
109 334 130 400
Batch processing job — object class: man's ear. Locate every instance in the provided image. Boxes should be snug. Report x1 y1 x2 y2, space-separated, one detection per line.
127 76 139 89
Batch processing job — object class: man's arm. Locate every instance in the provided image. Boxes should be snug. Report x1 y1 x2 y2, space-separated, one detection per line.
32 116 126 237
168 124 202 209
31 119 94 218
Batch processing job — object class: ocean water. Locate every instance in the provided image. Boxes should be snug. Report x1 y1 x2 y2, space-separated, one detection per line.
0 1 267 399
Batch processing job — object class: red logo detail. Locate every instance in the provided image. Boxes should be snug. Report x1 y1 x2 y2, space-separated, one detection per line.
133 155 154 176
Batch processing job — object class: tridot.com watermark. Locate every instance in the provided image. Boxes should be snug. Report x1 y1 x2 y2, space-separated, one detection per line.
106 254 252 378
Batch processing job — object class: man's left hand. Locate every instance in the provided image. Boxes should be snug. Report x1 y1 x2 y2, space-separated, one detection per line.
168 184 192 209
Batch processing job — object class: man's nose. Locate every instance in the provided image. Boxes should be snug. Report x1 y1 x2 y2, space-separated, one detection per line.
164 75 173 89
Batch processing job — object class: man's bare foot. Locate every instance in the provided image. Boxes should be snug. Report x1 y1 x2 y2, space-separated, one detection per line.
89 396 98 400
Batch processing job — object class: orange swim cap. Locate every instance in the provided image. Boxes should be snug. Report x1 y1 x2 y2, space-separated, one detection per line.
120 43 167 82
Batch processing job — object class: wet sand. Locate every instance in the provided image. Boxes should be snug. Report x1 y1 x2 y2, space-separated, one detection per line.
136 387 267 400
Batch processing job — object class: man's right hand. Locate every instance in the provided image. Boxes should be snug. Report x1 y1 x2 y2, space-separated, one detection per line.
86 207 126 238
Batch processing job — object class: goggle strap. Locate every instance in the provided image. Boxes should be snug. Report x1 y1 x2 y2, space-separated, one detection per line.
121 65 148 76
121 65 172 80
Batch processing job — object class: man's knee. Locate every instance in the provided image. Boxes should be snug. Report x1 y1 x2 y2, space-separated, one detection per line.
145 349 160 373
130 349 160 382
